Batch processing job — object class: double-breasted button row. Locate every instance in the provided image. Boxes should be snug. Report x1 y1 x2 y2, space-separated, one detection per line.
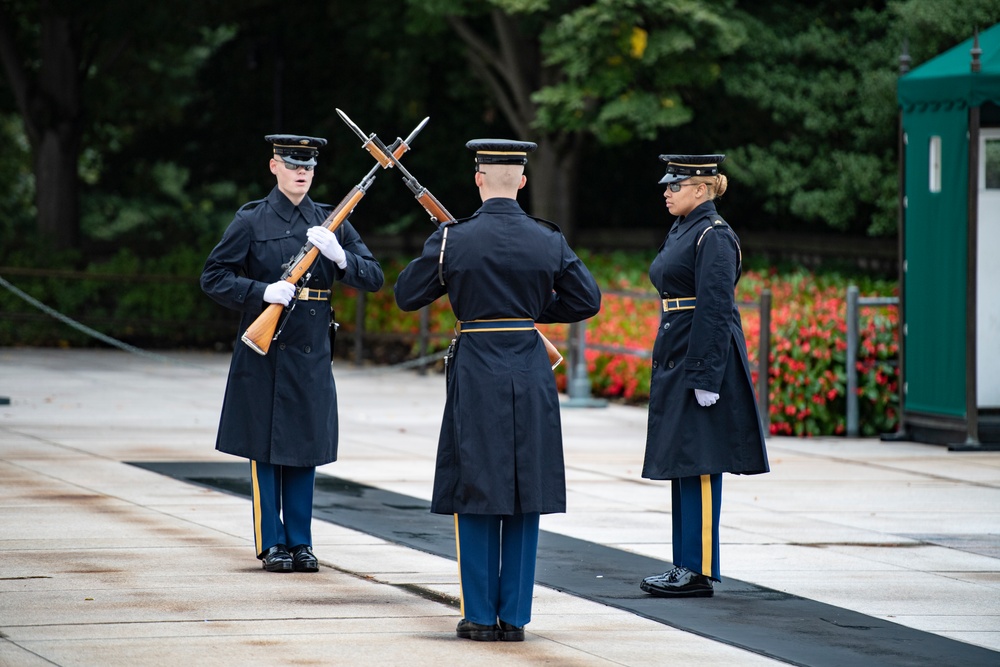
277 342 313 353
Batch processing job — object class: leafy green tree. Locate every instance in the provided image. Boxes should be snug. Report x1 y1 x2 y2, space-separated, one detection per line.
895 0 1000 63
711 0 1000 237
0 0 231 250
405 0 744 239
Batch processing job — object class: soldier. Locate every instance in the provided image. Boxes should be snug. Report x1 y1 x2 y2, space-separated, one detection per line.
394 139 601 641
640 154 769 598
201 134 384 573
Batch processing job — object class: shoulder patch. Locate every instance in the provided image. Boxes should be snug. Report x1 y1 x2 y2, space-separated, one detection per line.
696 219 733 245
444 212 477 227
237 199 265 213
696 219 742 270
528 215 561 233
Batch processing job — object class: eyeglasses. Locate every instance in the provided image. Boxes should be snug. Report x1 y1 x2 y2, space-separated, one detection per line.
278 159 314 172
666 182 700 192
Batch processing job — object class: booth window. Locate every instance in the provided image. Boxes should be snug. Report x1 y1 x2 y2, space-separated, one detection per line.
929 136 942 193
986 138 1000 189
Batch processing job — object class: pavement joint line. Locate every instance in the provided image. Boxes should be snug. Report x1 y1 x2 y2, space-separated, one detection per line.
761 442 1000 490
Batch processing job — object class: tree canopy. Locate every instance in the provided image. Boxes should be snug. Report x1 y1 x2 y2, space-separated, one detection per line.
1 0 998 261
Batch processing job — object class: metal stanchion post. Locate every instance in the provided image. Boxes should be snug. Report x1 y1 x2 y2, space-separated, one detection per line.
846 285 859 437
562 320 607 409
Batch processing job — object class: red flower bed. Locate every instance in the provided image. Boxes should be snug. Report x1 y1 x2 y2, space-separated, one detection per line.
333 253 899 438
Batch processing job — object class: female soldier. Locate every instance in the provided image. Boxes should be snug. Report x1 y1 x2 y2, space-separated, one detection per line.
640 154 769 598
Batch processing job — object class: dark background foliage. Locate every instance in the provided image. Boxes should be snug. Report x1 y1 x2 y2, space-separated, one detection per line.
2 0 997 264
0 0 997 339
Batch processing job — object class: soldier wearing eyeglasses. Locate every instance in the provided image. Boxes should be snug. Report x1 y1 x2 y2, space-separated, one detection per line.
201 134 384 574
639 154 769 598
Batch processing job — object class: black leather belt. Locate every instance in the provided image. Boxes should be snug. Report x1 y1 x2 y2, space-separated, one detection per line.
662 297 696 312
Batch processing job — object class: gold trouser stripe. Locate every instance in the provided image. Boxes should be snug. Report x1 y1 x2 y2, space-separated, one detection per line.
251 461 263 555
700 475 713 576
454 514 465 617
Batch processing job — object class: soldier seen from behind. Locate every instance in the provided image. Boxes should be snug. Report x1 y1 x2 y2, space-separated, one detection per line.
394 139 601 642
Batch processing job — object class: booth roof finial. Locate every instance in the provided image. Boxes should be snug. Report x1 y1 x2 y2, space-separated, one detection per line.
899 38 911 75
971 27 982 73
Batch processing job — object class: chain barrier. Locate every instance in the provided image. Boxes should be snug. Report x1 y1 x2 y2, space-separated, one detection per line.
0 274 211 370
0 273 441 376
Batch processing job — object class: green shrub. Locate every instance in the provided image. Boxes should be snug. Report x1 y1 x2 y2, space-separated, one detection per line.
0 247 899 437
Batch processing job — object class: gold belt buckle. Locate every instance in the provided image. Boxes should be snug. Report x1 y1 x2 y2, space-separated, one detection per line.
662 297 695 312
299 288 329 301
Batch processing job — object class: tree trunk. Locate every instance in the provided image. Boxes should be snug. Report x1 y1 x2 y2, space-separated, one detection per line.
35 8 83 249
35 128 80 247
0 3 84 249
445 13 586 244
529 139 581 244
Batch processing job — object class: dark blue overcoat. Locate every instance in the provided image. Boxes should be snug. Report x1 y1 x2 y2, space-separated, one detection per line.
642 200 769 479
201 186 383 467
394 197 601 515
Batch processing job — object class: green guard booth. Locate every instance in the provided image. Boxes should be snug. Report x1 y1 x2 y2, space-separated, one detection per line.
896 23 1000 449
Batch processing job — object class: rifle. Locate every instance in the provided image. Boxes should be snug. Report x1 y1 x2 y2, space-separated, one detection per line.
240 116 429 355
335 108 563 370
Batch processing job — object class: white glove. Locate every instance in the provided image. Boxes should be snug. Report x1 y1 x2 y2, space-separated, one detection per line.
307 226 347 268
695 389 720 407
263 281 296 306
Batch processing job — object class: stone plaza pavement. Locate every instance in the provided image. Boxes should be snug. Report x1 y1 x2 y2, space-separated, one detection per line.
0 347 998 666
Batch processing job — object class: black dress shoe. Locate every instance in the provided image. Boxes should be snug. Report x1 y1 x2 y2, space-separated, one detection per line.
640 566 714 598
456 618 498 641
290 544 319 572
260 544 293 573
498 620 524 642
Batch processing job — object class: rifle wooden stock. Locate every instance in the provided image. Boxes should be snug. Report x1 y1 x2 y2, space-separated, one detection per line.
240 186 366 355
415 190 453 224
241 303 284 355
538 328 564 369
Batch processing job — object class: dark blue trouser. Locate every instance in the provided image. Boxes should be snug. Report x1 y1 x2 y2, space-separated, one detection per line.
250 460 316 557
671 474 722 581
455 513 540 628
